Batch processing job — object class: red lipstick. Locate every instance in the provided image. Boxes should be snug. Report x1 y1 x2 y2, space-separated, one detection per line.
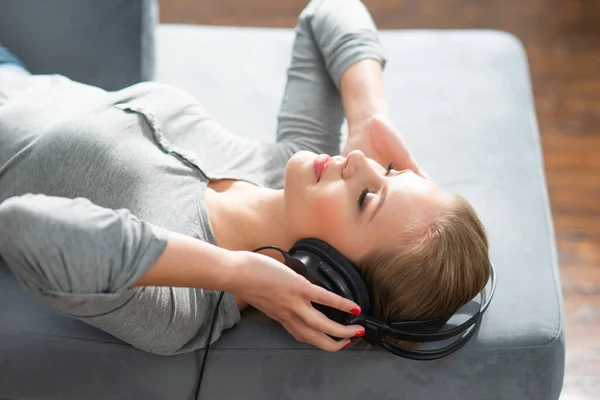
313 155 331 182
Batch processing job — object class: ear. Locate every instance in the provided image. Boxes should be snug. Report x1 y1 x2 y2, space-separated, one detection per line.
289 238 372 315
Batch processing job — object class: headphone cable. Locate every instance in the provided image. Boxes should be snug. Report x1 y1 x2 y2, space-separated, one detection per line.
193 245 290 400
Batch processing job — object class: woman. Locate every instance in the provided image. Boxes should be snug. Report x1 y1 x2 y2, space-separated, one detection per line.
0 0 491 355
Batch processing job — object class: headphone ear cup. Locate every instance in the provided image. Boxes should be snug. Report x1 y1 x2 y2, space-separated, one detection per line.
290 238 371 317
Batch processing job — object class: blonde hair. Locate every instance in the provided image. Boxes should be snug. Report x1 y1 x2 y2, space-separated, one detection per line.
358 194 491 349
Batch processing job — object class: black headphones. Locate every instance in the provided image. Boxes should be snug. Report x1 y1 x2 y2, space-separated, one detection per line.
193 238 497 398
284 238 497 361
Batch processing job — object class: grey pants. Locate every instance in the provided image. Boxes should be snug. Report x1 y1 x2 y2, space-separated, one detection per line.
0 0 386 355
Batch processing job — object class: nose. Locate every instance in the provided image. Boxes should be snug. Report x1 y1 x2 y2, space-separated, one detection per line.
342 150 370 180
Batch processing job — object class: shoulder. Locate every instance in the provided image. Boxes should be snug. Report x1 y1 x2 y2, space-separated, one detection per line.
112 81 200 107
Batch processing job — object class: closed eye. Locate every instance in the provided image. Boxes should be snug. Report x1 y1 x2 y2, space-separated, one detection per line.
358 163 395 210
369 167 411 221
358 188 370 209
385 162 394 176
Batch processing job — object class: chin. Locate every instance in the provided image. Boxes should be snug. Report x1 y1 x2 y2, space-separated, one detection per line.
288 150 317 165
283 151 319 233
285 151 316 186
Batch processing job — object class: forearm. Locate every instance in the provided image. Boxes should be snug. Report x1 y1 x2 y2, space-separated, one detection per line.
133 231 250 310
340 58 389 129
133 231 238 292
0 193 246 307
273 0 387 157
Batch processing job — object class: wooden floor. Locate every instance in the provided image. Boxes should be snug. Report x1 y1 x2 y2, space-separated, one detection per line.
159 1 600 398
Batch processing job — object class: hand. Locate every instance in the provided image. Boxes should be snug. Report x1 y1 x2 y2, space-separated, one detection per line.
343 115 430 180
228 251 364 352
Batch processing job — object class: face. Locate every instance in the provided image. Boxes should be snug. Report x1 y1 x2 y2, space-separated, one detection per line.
283 150 451 263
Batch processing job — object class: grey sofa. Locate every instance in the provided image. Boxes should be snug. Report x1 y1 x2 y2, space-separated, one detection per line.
0 0 565 399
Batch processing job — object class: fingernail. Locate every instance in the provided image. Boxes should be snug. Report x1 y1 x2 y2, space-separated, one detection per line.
350 308 361 315
355 330 365 337
343 341 352 349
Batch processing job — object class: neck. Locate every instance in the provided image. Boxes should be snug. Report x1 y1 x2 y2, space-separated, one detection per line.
206 181 296 262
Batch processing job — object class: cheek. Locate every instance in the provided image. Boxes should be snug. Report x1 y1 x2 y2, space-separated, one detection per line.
313 196 345 222
312 192 374 261
310 190 353 238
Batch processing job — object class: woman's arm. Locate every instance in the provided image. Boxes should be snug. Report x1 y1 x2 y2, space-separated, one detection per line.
273 0 386 158
0 193 363 352
131 229 249 310
0 193 167 295
339 55 430 178
339 58 389 129
134 230 367 352
295 0 427 177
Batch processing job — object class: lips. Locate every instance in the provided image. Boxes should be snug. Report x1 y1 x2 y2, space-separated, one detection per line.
313 155 332 182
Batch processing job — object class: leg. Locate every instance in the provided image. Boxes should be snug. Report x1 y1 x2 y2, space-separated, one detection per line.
275 0 386 157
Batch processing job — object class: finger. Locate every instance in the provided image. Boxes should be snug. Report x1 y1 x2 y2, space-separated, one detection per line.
306 283 361 315
407 158 431 181
299 304 364 339
417 166 432 181
283 320 352 352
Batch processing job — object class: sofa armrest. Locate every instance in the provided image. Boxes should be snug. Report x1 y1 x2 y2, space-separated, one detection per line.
0 0 157 90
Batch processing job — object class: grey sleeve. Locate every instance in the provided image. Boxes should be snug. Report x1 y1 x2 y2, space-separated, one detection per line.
0 193 169 296
301 0 386 88
275 0 387 156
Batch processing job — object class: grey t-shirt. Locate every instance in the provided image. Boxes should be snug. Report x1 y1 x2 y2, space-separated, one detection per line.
0 0 386 355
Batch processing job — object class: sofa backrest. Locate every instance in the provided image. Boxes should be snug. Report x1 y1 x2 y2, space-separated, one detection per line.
0 0 157 90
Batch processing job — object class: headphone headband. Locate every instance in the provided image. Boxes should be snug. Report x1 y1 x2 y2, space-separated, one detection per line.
380 319 480 360
347 264 496 347
287 238 497 361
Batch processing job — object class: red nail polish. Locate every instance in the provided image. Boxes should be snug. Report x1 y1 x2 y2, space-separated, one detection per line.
343 341 351 349
350 308 361 315
355 330 365 337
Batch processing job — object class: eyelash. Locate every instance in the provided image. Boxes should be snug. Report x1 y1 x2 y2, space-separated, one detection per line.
357 163 394 209
386 163 395 175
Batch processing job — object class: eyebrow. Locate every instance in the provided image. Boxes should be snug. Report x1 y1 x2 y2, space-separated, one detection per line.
369 170 409 222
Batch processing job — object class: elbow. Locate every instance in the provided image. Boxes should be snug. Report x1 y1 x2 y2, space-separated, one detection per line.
0 194 59 292
0 194 37 253
0 193 63 254
0 193 95 294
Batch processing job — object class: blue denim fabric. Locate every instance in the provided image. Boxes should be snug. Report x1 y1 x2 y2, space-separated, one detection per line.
0 45 29 73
